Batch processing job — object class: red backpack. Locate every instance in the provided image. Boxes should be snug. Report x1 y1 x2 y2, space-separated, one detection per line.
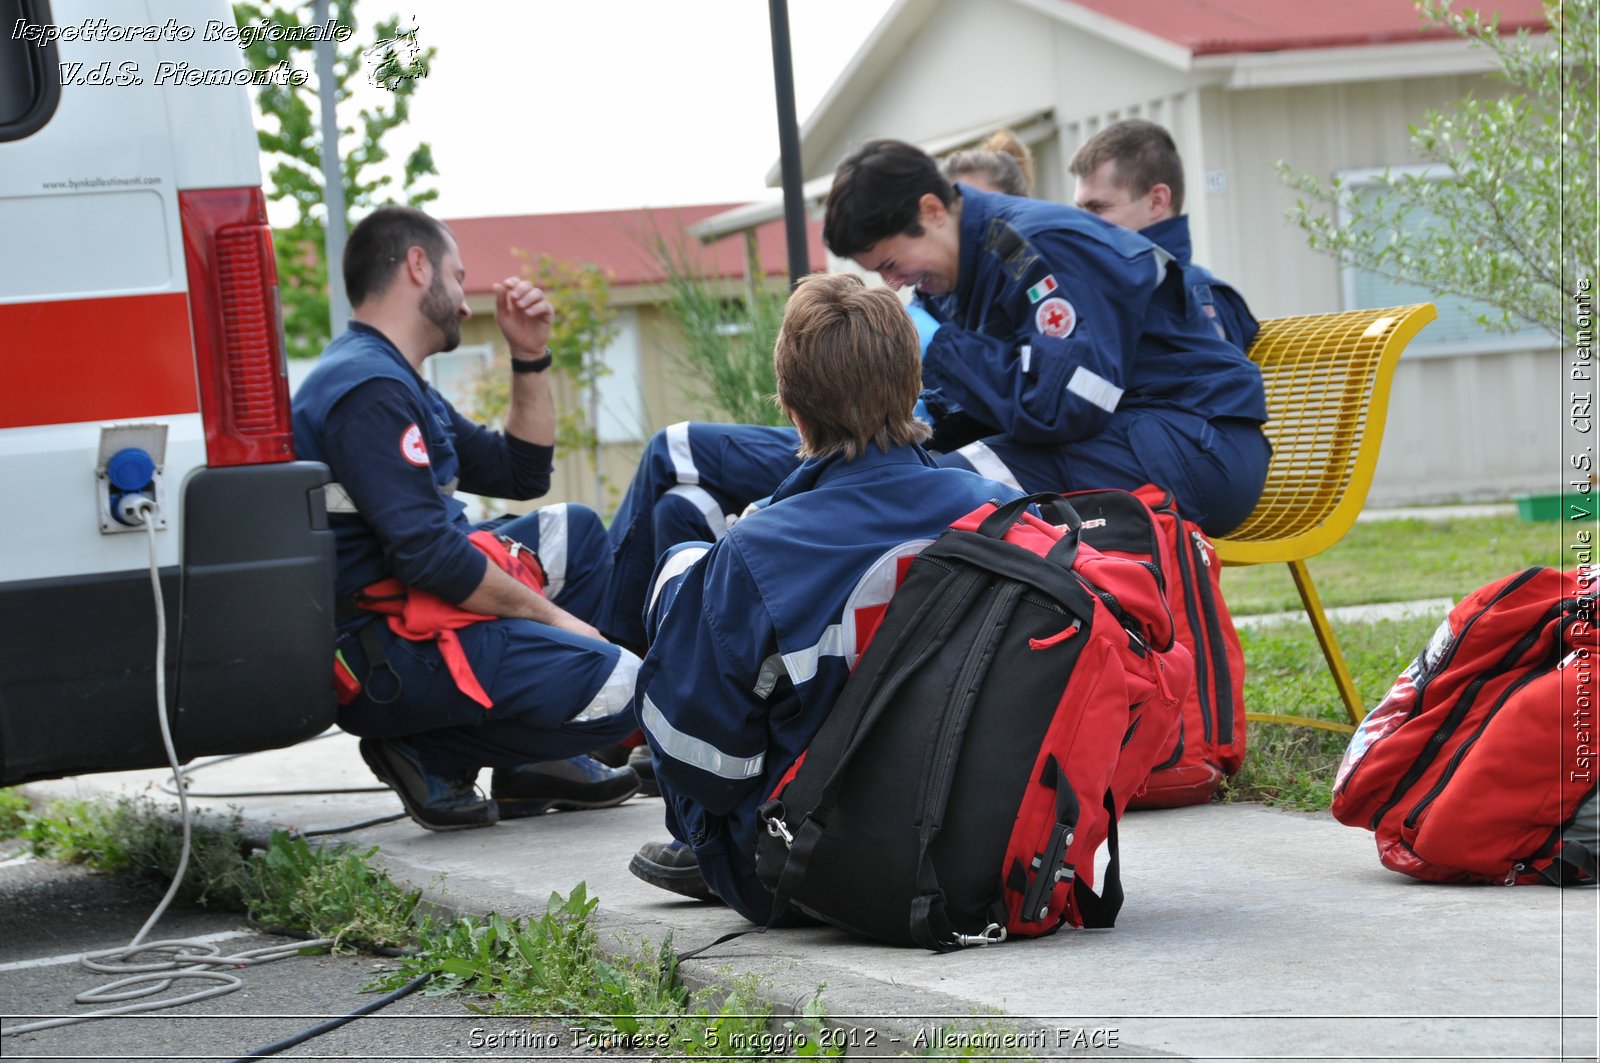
754 494 1190 948
1065 486 1246 807
1331 567 1598 885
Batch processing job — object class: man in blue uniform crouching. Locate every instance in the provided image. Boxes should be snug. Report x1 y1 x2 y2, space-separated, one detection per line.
293 206 639 832
627 273 1022 921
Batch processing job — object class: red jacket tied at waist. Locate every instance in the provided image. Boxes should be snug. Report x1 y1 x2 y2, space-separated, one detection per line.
356 530 545 709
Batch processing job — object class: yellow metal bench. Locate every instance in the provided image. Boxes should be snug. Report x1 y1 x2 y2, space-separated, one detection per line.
1214 303 1437 731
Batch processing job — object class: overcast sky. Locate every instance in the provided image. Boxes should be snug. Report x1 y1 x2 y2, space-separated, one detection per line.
351 1 899 221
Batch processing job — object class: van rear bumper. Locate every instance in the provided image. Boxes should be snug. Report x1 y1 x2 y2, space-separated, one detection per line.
0 461 337 786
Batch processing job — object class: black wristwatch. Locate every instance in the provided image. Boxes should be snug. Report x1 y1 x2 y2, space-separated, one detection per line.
511 350 553 373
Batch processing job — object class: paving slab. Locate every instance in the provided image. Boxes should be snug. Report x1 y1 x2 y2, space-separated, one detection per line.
1356 503 1519 522
21 731 1599 1063
1233 597 1456 631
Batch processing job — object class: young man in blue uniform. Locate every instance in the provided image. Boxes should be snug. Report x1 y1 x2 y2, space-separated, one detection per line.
1068 118 1258 352
293 206 638 832
626 273 1021 921
598 140 1269 653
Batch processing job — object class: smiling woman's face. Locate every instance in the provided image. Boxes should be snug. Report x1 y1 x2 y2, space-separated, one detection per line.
850 193 962 297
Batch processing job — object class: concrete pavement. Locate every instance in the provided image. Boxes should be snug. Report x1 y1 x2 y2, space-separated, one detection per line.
22 730 1599 1063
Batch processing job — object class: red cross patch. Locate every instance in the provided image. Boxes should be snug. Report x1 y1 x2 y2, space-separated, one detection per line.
1035 297 1076 339
400 423 430 466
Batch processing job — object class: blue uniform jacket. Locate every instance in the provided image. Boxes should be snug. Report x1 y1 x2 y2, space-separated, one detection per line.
918 186 1267 446
634 443 1020 917
292 323 555 624
1141 214 1259 352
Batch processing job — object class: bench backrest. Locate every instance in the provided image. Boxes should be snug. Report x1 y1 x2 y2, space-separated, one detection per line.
1213 303 1436 565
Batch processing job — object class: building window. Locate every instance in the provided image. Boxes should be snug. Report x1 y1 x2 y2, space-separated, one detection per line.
1337 165 1554 353
423 344 493 409
593 308 646 444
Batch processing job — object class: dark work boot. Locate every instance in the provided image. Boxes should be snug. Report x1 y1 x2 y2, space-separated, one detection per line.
358 737 497 832
490 754 640 819
591 729 645 768
627 744 660 798
628 839 715 901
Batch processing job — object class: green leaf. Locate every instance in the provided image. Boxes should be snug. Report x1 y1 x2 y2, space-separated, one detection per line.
438 956 482 979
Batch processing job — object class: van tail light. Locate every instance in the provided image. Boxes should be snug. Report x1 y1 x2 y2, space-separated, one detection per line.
179 187 294 466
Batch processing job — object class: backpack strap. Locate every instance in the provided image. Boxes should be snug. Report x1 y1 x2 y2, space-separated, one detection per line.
760 562 982 923
1070 792 1125 928
1536 840 1599 887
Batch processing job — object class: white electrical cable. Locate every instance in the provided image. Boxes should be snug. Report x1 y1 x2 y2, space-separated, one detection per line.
2 501 334 1040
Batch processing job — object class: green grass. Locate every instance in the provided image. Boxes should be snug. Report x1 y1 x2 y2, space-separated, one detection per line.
1223 614 1442 810
25 795 257 909
20 794 844 1056
22 795 427 948
383 884 841 1057
1219 515 1570 616
0 787 30 840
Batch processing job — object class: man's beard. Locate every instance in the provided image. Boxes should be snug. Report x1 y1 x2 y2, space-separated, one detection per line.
421 272 462 352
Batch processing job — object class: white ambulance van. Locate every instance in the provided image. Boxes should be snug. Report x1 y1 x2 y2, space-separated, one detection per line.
0 0 334 784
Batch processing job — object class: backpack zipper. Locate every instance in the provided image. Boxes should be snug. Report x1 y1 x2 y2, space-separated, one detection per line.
916 581 1019 838
1400 644 1561 831
1152 493 1213 744
1364 568 1555 830
1187 526 1235 746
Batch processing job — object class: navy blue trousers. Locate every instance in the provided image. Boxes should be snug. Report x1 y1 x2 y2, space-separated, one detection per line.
598 414 1269 652
597 422 800 650
337 503 639 776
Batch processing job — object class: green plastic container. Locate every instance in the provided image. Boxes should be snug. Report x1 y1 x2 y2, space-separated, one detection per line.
1514 492 1596 523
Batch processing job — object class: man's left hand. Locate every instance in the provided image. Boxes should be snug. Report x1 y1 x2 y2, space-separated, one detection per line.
493 277 555 358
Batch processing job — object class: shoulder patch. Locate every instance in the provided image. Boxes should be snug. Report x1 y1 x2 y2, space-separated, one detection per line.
983 218 1041 282
400 423 430 466
1035 297 1077 339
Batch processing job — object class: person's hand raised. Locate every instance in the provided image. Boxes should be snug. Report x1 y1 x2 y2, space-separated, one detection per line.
493 277 554 357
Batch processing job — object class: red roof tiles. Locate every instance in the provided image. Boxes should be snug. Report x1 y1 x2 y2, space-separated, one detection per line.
1062 0 1550 57
444 204 824 295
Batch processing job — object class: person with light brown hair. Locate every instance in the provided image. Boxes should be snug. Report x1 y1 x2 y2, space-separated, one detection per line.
625 272 1020 922
1068 118 1258 350
942 128 1035 197
771 273 933 459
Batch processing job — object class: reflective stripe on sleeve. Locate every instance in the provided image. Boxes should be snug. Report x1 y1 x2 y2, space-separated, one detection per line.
536 503 570 600
663 484 730 541
753 623 848 699
648 543 710 616
666 421 698 484
569 647 639 723
1066 366 1124 413
954 440 1025 494
641 694 765 780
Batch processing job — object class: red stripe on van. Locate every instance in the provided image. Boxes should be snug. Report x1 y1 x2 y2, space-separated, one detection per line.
0 293 198 428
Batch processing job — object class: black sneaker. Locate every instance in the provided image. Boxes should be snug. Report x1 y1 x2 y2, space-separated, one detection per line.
627 744 660 798
490 754 640 819
628 839 716 901
357 737 498 832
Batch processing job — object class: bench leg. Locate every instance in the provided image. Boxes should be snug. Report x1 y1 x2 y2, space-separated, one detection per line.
1288 558 1366 726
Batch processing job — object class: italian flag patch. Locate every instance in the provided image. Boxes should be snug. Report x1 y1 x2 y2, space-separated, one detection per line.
1027 275 1058 303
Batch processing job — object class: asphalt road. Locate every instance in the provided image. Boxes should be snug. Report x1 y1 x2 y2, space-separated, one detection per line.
0 843 616 1062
